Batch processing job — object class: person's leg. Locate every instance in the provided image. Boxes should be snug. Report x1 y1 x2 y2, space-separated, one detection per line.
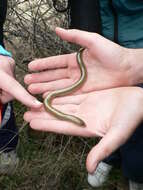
121 122 143 189
0 102 19 174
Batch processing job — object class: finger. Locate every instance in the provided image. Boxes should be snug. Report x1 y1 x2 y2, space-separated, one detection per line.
28 54 72 71
28 79 72 94
55 27 96 49
0 72 42 108
86 98 143 173
24 68 68 85
86 124 135 174
24 104 78 122
29 119 87 136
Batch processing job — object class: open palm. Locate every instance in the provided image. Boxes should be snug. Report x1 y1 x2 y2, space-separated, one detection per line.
24 86 143 173
24 28 132 96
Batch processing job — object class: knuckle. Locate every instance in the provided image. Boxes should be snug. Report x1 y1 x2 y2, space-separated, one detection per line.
28 84 35 93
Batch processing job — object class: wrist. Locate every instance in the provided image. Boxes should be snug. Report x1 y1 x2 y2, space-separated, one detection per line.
127 48 143 85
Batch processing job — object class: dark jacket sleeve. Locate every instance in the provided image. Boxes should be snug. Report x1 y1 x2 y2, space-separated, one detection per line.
0 0 7 46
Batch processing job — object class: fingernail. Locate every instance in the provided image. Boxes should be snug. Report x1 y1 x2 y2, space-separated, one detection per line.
26 75 31 80
34 99 42 106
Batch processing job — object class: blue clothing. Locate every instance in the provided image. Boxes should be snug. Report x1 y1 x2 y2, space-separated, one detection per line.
0 45 12 57
100 0 143 48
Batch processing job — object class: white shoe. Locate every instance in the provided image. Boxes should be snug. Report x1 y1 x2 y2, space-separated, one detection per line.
88 162 112 187
0 150 19 175
129 180 143 190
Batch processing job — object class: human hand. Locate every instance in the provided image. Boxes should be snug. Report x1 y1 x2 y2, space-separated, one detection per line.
0 55 42 108
24 28 133 97
24 87 143 173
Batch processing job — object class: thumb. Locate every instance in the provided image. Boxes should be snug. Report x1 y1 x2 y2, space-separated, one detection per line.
0 72 42 108
86 125 134 174
55 27 122 63
55 27 96 49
